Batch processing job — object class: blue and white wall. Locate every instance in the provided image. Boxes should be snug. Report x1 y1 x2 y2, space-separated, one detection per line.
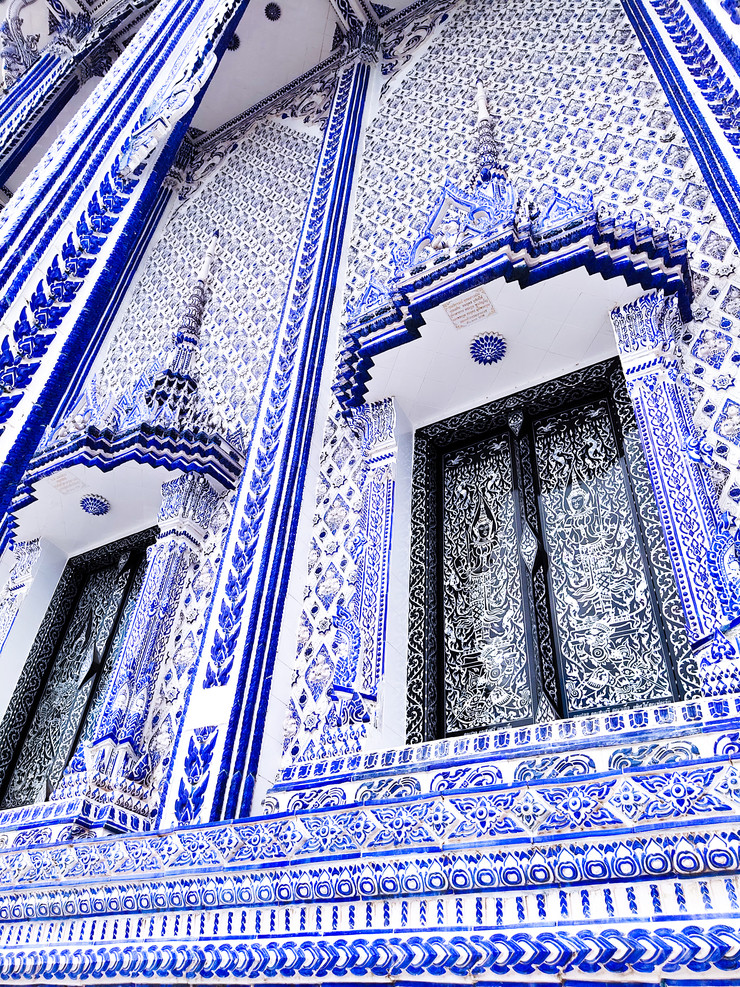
0 0 738 981
96 116 323 439
265 0 740 786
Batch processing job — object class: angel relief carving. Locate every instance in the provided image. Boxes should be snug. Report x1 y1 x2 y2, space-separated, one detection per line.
439 393 677 736
442 434 532 734
0 540 151 809
534 401 674 715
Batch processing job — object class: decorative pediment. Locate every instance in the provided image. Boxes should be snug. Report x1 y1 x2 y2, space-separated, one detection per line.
530 184 593 237
8 233 244 547
391 178 518 276
338 184 693 409
347 273 394 321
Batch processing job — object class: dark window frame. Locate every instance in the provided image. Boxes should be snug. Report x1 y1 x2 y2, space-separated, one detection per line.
407 357 700 744
0 527 156 807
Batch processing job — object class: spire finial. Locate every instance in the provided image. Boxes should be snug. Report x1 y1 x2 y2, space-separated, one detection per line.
145 230 219 424
170 229 219 374
473 77 506 188
475 77 490 123
197 229 219 283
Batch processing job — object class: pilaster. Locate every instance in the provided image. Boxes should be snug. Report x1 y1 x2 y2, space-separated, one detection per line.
0 10 107 186
64 473 222 828
611 291 740 694
280 398 397 766
622 0 740 248
0 539 39 655
163 36 377 824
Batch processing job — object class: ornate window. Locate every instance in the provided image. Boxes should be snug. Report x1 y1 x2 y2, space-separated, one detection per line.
408 358 701 743
0 530 154 809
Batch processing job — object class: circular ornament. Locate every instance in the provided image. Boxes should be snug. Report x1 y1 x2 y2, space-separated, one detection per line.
80 494 110 516
264 2 281 19
470 332 506 365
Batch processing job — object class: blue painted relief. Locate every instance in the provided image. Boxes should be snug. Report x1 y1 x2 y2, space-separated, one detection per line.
0 0 739 980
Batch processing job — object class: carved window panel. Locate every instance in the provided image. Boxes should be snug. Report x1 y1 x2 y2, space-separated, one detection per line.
408 359 697 744
441 433 533 733
0 531 153 809
534 399 675 716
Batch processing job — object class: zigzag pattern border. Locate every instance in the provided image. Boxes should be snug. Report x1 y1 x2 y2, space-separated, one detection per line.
0 925 739 979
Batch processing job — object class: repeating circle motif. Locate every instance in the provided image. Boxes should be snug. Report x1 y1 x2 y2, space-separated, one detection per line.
402 873 422 893
707 845 733 870
425 869 447 891
80 494 110 516
357 876 376 896
501 864 525 886
529 862 553 883
583 857 609 881
476 866 496 887
555 860 579 882
276 881 292 901
644 849 671 875
336 878 354 897
450 866 472 889
315 879 333 898
613 855 640 878
470 332 506 366
674 847 703 873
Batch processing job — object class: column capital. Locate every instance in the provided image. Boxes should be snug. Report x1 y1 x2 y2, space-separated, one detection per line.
158 473 222 546
610 290 682 382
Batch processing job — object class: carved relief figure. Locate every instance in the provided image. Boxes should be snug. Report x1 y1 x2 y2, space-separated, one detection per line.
442 436 532 733
535 401 674 714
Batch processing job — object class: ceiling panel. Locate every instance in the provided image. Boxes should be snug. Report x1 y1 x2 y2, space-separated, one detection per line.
192 0 339 133
364 268 646 429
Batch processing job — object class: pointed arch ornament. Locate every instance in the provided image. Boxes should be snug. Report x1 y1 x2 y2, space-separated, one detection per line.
336 178 693 408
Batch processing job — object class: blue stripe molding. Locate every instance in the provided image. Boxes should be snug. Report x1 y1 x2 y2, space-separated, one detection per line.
189 50 373 821
0 0 252 537
233 57 372 817
48 185 173 430
0 696 736 979
622 0 740 251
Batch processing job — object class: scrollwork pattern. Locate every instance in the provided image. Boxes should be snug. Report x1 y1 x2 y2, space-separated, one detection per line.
408 359 693 742
1 546 149 809
0 530 155 800
442 434 531 732
535 400 675 714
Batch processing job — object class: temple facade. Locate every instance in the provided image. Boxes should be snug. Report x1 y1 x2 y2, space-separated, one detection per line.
2 0 740 981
